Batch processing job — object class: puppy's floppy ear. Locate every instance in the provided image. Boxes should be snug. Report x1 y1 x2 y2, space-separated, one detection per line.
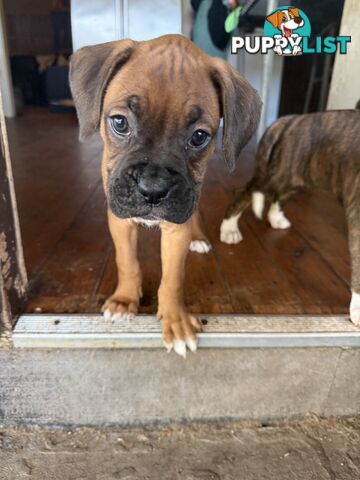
266 10 282 28
210 58 262 171
69 39 136 140
289 7 300 17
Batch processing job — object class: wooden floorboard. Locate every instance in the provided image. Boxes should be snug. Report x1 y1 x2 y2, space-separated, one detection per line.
24 181 110 313
245 212 349 314
8 107 350 315
202 158 313 314
7 108 104 276
285 194 351 285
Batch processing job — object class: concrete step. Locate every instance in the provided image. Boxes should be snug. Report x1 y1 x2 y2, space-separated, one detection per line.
2 417 360 480
0 314 359 427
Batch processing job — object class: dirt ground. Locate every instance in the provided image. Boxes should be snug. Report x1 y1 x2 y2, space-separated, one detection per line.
1 416 359 480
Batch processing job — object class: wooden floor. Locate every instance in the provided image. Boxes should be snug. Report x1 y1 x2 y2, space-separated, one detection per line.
8 107 351 315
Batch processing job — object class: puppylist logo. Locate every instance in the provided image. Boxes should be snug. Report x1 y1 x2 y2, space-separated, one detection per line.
264 6 309 55
231 6 351 56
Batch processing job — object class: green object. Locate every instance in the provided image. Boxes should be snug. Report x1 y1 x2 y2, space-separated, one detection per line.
225 6 242 33
192 0 229 59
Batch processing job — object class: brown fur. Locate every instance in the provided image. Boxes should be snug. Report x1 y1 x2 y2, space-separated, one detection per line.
224 110 360 299
70 34 261 351
266 10 284 29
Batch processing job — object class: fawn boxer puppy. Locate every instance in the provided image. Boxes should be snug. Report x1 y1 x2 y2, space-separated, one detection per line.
220 110 360 326
70 34 261 357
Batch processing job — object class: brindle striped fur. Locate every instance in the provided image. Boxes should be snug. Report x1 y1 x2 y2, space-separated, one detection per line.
223 110 360 321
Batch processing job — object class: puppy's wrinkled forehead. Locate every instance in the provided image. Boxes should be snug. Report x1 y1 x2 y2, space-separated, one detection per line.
70 34 262 170
103 42 220 134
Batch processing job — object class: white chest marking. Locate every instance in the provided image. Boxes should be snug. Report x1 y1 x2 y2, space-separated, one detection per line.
132 217 161 228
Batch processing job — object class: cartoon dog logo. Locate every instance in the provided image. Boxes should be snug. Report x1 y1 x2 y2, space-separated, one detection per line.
266 7 304 55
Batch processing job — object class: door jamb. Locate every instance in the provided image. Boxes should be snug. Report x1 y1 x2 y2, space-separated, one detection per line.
0 91 27 330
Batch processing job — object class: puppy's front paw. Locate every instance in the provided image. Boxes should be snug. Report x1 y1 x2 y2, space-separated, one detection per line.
220 218 243 244
158 306 202 358
189 239 211 254
102 295 139 321
350 291 360 326
220 229 242 244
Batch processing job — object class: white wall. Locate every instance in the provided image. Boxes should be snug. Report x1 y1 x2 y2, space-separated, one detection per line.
181 0 193 38
0 0 15 117
229 29 283 137
128 0 181 41
327 0 359 110
71 0 181 51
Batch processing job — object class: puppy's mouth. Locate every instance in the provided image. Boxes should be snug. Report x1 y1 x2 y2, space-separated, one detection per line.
283 17 303 36
108 163 196 224
283 26 292 37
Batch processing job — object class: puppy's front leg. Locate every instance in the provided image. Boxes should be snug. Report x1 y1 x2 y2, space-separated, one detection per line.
102 210 142 320
158 219 202 357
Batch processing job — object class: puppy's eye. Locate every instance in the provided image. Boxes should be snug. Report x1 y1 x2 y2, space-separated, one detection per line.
110 115 130 136
189 130 209 148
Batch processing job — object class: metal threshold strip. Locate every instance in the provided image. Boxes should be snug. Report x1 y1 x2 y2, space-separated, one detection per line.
12 314 360 349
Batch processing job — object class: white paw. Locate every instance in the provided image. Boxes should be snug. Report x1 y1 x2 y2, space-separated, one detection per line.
252 191 265 219
189 240 211 254
220 215 242 244
164 341 173 353
163 338 197 358
268 202 291 230
174 339 187 358
270 216 291 230
166 338 198 357
103 309 134 322
185 337 198 352
350 291 360 326
220 228 243 244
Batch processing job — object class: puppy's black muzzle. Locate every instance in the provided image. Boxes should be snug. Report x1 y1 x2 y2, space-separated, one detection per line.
132 163 174 206
109 162 195 224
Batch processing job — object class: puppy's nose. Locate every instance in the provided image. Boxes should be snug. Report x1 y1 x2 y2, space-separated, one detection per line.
294 16 302 24
138 178 170 204
135 164 173 205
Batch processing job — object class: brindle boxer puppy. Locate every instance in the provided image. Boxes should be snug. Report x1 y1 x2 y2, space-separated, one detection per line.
220 110 360 326
70 34 261 357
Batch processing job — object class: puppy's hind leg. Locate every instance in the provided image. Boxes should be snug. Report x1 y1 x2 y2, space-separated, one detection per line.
267 190 294 230
268 201 291 230
189 210 211 254
220 181 255 244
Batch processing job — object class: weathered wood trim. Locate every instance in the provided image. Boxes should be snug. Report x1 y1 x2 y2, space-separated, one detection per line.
0 91 27 329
